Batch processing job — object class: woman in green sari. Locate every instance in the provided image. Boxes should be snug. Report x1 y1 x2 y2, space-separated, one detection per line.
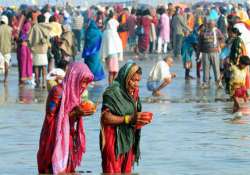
100 62 149 173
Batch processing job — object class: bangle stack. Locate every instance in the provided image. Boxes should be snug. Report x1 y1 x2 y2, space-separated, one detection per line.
124 115 130 124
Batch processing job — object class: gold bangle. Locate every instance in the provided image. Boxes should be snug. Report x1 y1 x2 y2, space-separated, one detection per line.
124 115 130 124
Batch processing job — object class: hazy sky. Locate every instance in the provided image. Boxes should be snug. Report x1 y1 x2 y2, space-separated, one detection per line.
0 0 196 6
0 0 246 7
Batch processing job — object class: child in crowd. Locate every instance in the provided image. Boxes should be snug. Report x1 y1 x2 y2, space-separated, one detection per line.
230 56 250 113
181 27 200 80
46 60 68 91
46 59 89 101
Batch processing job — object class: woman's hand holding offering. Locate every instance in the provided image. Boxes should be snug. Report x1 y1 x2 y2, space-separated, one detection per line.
70 104 96 118
134 112 153 129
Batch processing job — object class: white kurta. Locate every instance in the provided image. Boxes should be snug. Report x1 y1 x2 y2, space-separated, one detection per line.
148 60 171 81
100 18 123 61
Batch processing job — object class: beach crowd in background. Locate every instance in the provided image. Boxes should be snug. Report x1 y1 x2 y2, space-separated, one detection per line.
2 1 250 174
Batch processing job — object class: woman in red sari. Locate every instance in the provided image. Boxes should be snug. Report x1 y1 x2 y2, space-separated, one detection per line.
138 9 152 53
37 61 95 174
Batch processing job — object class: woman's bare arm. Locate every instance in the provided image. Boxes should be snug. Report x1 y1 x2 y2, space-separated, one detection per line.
101 109 130 125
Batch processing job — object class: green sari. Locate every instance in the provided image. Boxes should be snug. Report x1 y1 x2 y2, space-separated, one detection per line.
230 36 247 65
102 63 142 162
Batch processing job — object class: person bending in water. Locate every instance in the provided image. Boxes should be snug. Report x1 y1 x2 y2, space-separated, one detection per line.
147 55 176 96
230 56 250 113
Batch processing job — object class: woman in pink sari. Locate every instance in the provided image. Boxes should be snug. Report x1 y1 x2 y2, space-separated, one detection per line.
37 61 95 174
17 13 33 85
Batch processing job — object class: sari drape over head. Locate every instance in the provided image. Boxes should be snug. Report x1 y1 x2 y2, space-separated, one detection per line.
100 18 123 61
37 61 94 174
101 63 142 163
52 62 94 173
82 20 105 81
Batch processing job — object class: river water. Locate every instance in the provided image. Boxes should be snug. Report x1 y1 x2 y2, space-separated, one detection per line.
1 54 250 175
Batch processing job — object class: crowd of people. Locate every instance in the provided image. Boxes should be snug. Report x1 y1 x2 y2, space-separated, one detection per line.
2 1 250 174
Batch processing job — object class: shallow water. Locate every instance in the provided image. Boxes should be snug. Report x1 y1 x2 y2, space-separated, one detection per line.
1 54 250 175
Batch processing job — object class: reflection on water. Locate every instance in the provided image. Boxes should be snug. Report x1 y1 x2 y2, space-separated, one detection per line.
18 86 34 104
2 58 250 174
0 84 9 104
33 88 48 104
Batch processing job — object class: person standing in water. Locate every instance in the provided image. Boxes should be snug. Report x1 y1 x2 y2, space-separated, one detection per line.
82 20 105 82
230 56 250 113
0 15 12 84
28 14 51 88
157 7 170 54
37 62 95 174
100 62 150 173
17 12 33 86
101 10 123 85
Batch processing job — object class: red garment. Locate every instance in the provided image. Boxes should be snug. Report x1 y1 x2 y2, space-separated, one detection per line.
127 14 137 37
101 87 139 173
234 86 248 102
52 62 93 174
152 15 158 26
53 13 60 22
37 84 84 174
11 15 25 40
100 85 140 173
138 16 152 53
196 61 201 78
101 125 135 173
37 85 63 173
245 70 250 89
11 16 19 40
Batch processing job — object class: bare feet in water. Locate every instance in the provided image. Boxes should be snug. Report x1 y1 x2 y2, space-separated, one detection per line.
0 79 8 84
152 90 162 97
185 75 195 80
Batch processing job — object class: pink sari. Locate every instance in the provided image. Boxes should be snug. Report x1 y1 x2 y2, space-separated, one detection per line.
17 21 33 81
52 62 94 173
37 61 94 174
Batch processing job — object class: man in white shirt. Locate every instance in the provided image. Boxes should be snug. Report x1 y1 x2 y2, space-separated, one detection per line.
147 55 176 96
